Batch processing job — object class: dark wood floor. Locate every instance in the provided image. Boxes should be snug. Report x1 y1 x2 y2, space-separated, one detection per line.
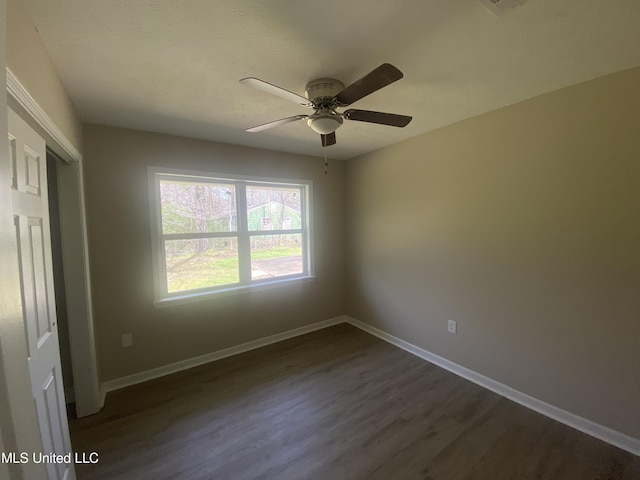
70 323 639 480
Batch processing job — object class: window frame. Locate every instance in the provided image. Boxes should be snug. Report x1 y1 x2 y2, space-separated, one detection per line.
148 167 314 306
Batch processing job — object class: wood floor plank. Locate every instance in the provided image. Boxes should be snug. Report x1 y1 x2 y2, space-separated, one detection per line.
70 324 639 480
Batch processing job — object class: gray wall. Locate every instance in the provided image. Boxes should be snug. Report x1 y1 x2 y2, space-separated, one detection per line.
83 125 346 382
345 66 640 439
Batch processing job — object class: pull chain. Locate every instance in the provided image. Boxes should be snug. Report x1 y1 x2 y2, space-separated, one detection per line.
324 147 328 175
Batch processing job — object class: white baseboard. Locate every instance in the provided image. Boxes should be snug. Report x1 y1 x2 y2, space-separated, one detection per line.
346 316 640 457
101 316 347 395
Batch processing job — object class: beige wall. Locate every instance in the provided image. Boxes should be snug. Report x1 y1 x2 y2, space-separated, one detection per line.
345 66 640 439
83 125 346 382
6 0 82 151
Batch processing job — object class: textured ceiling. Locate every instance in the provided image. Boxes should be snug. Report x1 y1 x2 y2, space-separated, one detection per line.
25 0 640 160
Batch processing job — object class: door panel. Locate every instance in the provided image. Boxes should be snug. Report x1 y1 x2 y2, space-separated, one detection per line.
9 108 76 480
37 368 67 480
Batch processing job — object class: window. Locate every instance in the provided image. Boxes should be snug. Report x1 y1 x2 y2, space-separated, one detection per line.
149 168 313 304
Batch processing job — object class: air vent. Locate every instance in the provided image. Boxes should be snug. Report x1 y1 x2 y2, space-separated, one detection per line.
479 0 528 16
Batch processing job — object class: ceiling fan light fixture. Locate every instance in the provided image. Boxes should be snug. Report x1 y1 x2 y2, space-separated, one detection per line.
307 114 343 135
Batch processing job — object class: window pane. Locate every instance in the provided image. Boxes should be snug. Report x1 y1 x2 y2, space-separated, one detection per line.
160 180 236 234
246 185 301 231
165 238 239 292
250 234 303 280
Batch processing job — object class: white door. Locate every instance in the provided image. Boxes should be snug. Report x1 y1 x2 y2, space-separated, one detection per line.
8 108 76 480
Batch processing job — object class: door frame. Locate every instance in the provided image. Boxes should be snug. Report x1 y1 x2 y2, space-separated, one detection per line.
6 68 101 417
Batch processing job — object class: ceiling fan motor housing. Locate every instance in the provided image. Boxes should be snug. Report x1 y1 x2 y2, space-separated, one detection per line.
304 78 345 105
304 78 346 134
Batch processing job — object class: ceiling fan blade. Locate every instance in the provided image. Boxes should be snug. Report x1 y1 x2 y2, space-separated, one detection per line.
246 115 308 133
343 109 412 127
320 132 336 147
335 64 404 106
240 77 314 108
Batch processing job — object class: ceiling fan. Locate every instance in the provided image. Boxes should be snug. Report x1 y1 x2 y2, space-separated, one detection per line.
240 63 412 147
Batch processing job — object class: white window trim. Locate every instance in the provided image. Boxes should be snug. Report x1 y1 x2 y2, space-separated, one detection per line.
148 167 314 307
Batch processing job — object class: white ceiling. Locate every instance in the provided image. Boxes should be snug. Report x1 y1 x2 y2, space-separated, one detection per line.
25 0 640 160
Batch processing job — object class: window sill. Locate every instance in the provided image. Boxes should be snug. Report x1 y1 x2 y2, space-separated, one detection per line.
154 275 316 308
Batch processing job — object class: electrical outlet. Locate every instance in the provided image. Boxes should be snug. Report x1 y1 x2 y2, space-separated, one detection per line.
447 320 457 334
121 333 133 347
